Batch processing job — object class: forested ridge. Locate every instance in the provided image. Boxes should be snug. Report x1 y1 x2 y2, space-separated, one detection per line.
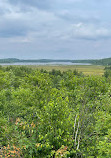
0 66 111 157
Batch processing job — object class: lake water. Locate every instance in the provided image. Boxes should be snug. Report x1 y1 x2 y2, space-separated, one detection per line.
0 62 91 66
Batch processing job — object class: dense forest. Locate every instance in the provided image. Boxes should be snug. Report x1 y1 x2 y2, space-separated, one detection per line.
1 57 111 65
0 66 111 157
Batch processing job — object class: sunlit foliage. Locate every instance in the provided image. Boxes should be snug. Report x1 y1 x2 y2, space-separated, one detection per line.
0 66 111 157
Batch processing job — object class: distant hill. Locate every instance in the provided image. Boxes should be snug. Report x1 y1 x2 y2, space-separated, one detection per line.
0 58 20 63
71 58 111 65
0 58 73 63
0 57 111 65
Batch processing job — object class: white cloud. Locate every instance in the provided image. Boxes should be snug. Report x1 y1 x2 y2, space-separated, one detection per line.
71 23 111 40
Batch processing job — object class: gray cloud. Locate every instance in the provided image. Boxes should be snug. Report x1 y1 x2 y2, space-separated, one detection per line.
0 0 111 59
55 10 100 24
0 22 28 38
8 0 51 10
0 0 59 38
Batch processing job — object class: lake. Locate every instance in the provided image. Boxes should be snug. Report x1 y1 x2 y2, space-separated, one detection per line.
0 62 91 66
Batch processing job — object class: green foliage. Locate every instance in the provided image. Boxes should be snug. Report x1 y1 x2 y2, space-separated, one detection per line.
0 66 111 157
104 66 111 78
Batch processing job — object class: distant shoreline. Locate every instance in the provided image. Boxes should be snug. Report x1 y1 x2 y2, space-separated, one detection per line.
0 57 111 65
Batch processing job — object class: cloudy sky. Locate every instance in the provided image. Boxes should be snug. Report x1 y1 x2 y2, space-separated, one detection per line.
0 0 111 59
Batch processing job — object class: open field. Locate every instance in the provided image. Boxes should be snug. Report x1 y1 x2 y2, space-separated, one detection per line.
3 64 105 75
23 65 105 76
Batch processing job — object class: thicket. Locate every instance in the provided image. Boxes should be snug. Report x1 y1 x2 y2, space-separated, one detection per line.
0 66 111 158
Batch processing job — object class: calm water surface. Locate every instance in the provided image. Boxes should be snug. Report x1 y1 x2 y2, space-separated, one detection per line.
0 62 91 66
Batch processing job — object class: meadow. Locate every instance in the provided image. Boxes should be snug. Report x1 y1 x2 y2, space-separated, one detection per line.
18 65 105 76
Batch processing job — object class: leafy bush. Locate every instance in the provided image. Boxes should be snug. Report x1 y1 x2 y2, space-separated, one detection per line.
0 66 111 157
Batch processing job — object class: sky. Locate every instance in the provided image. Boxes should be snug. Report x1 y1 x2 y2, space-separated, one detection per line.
0 0 111 59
